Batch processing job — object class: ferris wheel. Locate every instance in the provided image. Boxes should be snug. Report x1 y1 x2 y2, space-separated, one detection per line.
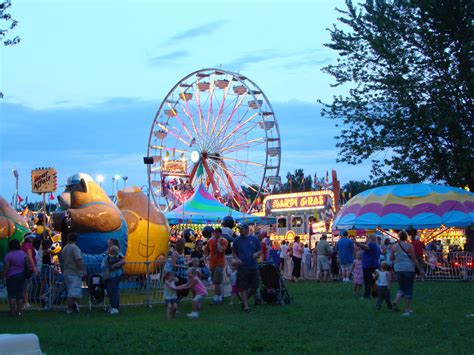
147 68 281 212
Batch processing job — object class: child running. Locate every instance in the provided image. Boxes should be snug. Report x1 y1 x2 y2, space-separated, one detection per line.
186 267 208 319
352 252 363 297
163 271 185 320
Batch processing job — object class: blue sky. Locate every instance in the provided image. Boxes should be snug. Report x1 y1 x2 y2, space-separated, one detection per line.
0 0 372 201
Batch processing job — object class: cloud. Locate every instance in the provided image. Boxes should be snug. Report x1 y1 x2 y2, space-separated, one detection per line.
162 20 227 46
223 48 334 71
149 50 190 66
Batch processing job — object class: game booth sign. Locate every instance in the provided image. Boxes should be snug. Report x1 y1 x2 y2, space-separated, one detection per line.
262 190 337 245
31 167 57 211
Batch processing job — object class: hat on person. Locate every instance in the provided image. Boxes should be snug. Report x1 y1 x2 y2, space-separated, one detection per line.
237 222 249 229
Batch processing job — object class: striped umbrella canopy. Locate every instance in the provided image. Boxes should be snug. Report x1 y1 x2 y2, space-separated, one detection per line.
165 184 275 225
333 184 474 230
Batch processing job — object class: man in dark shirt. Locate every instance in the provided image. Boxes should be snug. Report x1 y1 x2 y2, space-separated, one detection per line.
232 223 261 312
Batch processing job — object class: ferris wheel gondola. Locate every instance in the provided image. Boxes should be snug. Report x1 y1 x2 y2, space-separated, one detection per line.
147 68 281 212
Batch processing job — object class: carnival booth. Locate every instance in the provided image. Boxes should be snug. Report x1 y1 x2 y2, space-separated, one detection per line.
166 184 275 239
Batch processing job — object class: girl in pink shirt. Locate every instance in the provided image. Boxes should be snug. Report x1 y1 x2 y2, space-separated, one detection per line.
186 268 208 319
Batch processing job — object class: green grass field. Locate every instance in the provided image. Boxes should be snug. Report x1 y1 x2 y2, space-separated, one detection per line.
1 282 473 354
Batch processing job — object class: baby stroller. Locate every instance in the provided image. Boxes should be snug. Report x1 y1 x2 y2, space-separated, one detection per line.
259 263 291 305
88 273 105 308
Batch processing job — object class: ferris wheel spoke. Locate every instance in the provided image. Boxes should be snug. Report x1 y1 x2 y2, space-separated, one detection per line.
219 111 260 147
157 122 191 147
166 104 194 141
209 155 265 167
210 79 232 136
178 87 200 137
221 121 264 153
195 79 205 136
220 137 265 154
214 93 248 142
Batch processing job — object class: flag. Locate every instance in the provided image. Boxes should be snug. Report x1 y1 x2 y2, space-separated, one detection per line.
17 195 24 203
49 193 55 200
196 162 204 178
325 170 329 183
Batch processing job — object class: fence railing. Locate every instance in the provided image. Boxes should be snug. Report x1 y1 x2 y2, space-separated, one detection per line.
278 251 474 281
1 252 472 311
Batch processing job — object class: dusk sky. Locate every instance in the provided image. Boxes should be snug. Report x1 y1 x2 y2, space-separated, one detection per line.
0 0 372 201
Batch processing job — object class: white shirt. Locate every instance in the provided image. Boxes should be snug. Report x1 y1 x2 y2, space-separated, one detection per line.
376 270 390 286
280 244 289 258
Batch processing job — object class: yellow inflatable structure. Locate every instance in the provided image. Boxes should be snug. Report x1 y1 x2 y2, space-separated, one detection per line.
117 186 170 274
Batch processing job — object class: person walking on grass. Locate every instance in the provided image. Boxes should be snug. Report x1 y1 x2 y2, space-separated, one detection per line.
62 232 86 314
279 241 289 273
336 231 354 283
3 239 27 316
232 223 261 313
391 230 424 316
355 235 380 299
204 227 228 305
374 261 392 310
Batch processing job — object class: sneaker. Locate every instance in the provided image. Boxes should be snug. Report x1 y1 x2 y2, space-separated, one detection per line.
187 312 199 319
401 312 411 317
109 308 119 315
209 299 222 305
23 303 31 310
66 310 73 314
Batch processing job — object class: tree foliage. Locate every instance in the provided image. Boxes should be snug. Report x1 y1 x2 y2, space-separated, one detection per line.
321 0 473 190
1 0 20 98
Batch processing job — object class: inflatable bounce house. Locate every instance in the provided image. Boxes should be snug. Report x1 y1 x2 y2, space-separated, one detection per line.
0 196 30 266
117 186 169 274
52 173 128 266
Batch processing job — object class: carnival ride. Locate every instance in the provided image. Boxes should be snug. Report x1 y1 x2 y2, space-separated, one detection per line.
147 68 281 213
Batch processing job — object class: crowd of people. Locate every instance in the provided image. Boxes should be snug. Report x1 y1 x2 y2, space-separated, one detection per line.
0 212 463 319
275 230 425 316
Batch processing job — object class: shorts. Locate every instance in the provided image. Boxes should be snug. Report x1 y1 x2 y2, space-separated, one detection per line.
193 294 206 303
396 271 415 299
236 268 259 291
64 274 83 299
165 298 178 306
317 255 330 271
211 267 224 284
340 262 353 273
6 273 25 300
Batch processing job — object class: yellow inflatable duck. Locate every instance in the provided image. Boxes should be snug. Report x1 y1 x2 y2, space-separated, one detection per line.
117 186 170 274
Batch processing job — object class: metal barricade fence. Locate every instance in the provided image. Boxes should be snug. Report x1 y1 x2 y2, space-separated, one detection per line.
1 252 472 311
297 251 474 282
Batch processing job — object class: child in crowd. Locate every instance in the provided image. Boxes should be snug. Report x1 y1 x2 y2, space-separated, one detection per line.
352 252 363 296
228 262 238 305
163 271 182 320
186 267 208 319
373 261 392 310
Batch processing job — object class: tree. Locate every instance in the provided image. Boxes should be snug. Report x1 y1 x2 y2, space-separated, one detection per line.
278 169 314 193
341 180 377 201
320 0 473 190
1 0 20 98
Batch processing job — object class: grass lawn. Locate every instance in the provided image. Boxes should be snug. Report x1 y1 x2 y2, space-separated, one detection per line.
1 281 473 354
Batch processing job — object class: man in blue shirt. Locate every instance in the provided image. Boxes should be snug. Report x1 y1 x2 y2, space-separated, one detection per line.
232 223 261 312
336 231 355 283
355 235 380 299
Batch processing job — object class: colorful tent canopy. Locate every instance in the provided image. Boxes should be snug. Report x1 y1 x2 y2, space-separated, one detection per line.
165 184 275 225
333 184 474 230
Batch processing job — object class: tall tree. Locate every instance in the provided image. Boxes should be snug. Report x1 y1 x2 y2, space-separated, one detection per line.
1 0 20 98
321 0 473 190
